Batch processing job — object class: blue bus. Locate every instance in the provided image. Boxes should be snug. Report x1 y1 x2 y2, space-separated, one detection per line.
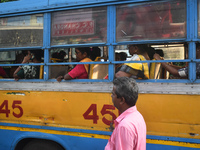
0 0 200 149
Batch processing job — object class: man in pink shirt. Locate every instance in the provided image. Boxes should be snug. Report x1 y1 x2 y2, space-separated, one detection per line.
105 77 146 150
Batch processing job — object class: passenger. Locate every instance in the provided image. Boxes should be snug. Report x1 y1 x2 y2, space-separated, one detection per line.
105 77 146 150
115 52 127 73
57 47 92 81
0 66 8 78
115 44 149 79
90 47 101 61
13 50 43 81
153 44 200 79
104 52 127 79
51 50 66 62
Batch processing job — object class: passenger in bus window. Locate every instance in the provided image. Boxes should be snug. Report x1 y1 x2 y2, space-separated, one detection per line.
90 47 101 61
153 44 200 79
13 50 43 81
0 66 8 78
115 44 149 79
105 77 146 150
104 52 127 79
56 47 92 81
115 52 127 73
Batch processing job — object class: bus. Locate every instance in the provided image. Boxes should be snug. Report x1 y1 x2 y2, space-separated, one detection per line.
0 0 200 149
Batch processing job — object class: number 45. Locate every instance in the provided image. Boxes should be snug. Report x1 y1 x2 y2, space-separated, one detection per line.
0 100 23 118
83 104 117 125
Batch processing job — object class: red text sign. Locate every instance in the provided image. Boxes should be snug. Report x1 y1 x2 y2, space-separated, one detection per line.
52 20 94 37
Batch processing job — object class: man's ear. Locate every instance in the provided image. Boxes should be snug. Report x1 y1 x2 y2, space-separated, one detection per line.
120 97 126 105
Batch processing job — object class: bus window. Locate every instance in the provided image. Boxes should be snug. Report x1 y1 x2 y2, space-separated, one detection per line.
0 14 43 48
114 44 187 79
115 44 150 79
116 0 186 42
151 44 186 79
13 49 44 80
50 47 109 80
51 6 107 45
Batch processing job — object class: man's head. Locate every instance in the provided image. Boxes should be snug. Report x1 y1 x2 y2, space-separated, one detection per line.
111 77 139 112
128 44 147 56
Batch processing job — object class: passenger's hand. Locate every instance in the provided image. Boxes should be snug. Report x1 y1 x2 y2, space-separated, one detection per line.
13 74 20 81
22 54 31 64
57 76 64 82
153 53 162 60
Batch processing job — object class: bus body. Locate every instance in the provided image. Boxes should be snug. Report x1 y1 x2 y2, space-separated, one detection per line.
0 0 200 150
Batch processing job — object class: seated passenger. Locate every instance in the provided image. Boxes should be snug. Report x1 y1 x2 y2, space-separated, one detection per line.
104 52 127 79
13 50 43 81
57 47 92 81
153 44 200 79
115 52 127 73
115 44 149 79
90 47 101 61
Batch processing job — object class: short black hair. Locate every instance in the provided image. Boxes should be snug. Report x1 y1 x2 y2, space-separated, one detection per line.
113 77 139 106
76 47 91 57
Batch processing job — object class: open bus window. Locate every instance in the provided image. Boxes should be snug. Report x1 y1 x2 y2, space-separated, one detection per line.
13 49 44 80
50 46 109 80
0 49 44 79
51 6 107 45
0 14 43 48
114 44 187 79
49 48 70 79
116 0 186 42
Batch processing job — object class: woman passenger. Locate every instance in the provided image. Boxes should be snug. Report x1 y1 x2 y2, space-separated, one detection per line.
57 47 92 81
115 44 149 79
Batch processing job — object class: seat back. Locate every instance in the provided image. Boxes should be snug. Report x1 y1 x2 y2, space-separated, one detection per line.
149 62 162 79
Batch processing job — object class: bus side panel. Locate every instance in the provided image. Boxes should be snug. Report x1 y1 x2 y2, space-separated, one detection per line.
0 91 116 131
138 94 200 139
0 91 200 149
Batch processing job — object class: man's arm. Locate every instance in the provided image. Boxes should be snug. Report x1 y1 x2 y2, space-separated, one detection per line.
115 71 132 78
153 53 181 77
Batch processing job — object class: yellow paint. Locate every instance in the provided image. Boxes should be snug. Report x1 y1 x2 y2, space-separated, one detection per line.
0 91 200 140
0 125 200 149
147 139 200 148
0 125 110 140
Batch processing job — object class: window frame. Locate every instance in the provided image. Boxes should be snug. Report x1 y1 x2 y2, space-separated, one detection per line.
0 0 199 83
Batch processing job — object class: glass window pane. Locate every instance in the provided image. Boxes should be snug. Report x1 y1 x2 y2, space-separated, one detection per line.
0 14 43 48
116 0 186 42
51 7 107 45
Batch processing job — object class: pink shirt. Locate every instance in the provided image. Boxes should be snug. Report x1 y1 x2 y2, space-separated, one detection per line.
68 64 88 79
105 106 146 150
